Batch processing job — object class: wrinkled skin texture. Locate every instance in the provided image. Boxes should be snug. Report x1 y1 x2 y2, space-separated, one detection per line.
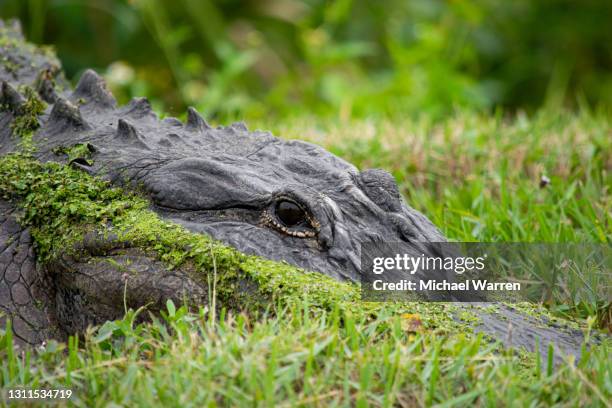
0 20 594 364
0 200 59 343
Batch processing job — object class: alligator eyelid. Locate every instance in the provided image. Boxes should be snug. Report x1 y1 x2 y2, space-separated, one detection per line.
272 194 303 207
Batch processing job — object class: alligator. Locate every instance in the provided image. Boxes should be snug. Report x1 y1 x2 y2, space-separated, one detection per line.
0 20 595 362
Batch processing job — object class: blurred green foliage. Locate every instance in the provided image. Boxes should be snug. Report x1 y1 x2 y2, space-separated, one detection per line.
1 0 611 119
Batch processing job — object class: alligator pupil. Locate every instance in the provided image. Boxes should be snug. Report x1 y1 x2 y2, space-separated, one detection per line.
275 201 305 227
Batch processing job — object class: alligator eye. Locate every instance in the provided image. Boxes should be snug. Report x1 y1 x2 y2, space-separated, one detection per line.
275 200 305 227
265 197 316 238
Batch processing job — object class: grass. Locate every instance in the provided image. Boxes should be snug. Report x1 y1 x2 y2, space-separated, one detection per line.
0 110 611 406
1 302 610 407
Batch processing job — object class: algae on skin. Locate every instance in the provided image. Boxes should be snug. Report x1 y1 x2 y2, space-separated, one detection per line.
10 87 45 133
1 55 19 73
0 86 46 153
0 153 466 331
52 143 95 165
0 24 60 65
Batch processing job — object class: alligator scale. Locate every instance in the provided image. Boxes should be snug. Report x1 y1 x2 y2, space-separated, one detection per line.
0 20 592 361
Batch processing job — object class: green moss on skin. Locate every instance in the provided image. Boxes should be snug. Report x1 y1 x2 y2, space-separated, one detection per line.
0 24 59 63
0 87 46 152
0 153 468 331
52 143 95 164
12 87 45 128
1 55 19 73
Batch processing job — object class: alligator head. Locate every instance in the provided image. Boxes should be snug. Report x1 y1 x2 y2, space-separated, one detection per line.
26 70 445 282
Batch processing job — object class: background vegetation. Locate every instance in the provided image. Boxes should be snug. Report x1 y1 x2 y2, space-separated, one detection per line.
1 0 612 119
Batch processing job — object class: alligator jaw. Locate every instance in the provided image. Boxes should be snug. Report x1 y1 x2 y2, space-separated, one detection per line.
46 231 210 335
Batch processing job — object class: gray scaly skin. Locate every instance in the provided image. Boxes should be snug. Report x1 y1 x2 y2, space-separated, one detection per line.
0 20 592 363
